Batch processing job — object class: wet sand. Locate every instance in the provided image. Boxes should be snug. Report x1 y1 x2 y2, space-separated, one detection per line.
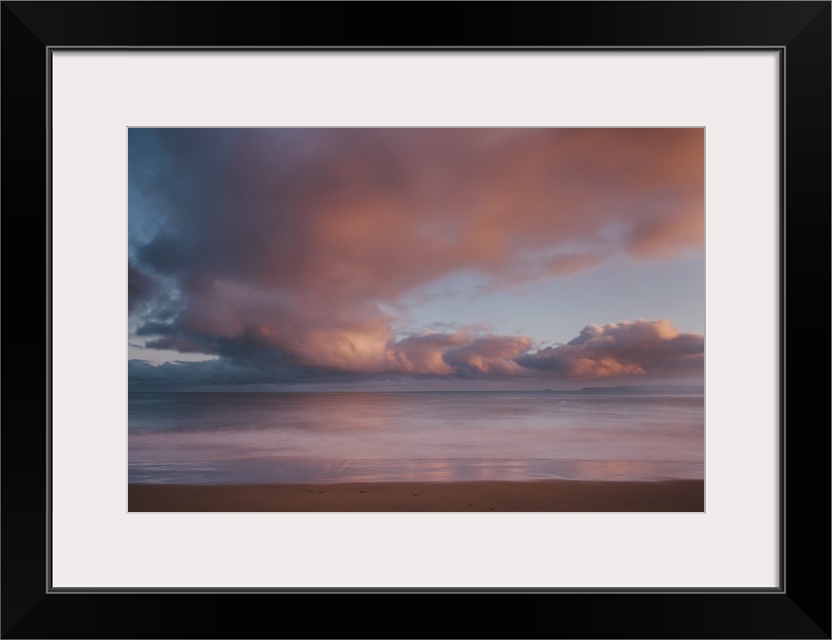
129 479 703 512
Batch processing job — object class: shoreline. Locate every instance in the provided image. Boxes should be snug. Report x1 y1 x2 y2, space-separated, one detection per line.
129 479 704 512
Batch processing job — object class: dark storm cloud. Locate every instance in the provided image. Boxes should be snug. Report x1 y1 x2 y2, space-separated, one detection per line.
128 263 159 313
128 358 301 388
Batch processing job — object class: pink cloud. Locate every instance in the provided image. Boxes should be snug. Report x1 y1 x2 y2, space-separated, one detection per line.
517 319 704 379
137 128 702 299
130 129 703 380
386 331 534 375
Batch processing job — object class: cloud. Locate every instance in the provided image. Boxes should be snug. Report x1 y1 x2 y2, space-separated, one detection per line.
385 331 533 375
385 331 465 375
128 263 159 313
443 334 533 375
516 319 704 379
128 358 298 388
128 129 703 382
144 336 212 354
129 319 703 388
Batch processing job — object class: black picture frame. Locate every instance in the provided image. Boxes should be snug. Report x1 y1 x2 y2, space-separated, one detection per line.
2 2 829 638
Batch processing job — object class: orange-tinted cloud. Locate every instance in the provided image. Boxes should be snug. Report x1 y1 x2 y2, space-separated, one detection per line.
130 318 703 387
516 319 704 379
386 331 533 375
129 129 703 383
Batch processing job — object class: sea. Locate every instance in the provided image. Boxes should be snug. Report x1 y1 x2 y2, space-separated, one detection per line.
128 389 704 484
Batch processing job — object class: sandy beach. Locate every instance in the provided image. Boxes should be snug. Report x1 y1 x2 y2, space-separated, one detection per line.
129 479 703 512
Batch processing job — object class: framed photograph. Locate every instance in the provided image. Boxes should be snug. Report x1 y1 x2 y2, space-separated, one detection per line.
3 2 829 638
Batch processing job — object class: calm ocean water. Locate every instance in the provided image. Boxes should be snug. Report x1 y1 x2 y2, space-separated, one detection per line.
128 390 704 484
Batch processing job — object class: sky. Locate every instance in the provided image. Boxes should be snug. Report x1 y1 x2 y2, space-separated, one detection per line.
128 128 704 391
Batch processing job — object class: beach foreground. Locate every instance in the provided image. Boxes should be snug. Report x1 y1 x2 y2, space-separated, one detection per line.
129 479 704 512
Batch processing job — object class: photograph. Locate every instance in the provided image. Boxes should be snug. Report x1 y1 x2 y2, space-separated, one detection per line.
127 127 705 513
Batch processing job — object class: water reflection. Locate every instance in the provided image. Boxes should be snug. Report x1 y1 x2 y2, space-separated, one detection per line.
128 391 704 484
128 457 704 484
